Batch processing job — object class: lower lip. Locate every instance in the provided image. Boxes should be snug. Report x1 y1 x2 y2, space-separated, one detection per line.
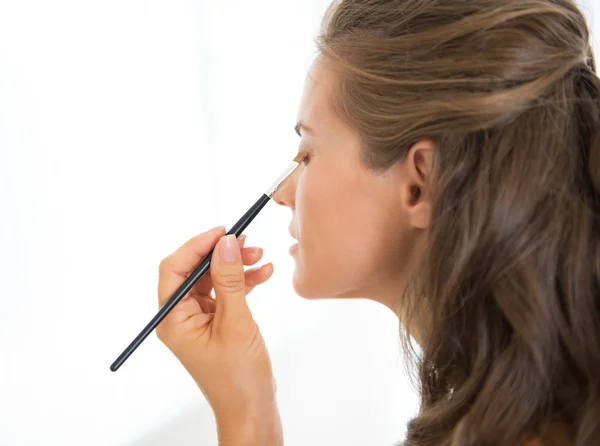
289 243 299 254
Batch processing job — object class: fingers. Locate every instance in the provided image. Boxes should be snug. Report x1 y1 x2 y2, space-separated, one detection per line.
196 295 217 314
156 294 208 343
158 227 272 329
240 246 264 266
190 261 273 314
158 226 226 307
189 244 264 299
210 235 249 326
193 260 274 299
244 263 274 295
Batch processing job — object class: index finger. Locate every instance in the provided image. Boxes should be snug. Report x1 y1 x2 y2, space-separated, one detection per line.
157 226 226 307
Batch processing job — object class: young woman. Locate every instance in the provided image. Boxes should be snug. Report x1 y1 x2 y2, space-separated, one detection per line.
156 1 600 444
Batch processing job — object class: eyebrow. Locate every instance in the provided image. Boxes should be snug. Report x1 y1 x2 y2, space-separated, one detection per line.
294 121 312 137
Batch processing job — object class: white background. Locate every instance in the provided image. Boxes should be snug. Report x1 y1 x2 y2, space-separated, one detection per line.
0 1 596 445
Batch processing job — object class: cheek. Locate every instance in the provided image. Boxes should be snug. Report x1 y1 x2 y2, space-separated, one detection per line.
292 169 376 296
294 168 332 243
293 171 336 283
297 165 377 253
294 171 312 243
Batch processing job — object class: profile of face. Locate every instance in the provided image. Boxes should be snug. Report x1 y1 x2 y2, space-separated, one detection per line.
273 57 434 311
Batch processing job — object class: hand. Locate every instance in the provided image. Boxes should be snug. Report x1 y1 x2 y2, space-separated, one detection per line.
156 226 282 444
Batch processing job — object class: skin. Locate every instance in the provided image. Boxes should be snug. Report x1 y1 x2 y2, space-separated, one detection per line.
273 56 435 318
156 56 437 445
157 229 282 446
273 57 572 446
157 56 570 445
273 58 573 445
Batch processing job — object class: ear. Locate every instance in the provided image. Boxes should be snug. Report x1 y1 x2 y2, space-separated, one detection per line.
401 140 435 229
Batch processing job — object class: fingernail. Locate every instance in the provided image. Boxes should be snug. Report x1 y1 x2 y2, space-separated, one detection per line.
239 234 247 243
209 225 226 233
219 235 240 262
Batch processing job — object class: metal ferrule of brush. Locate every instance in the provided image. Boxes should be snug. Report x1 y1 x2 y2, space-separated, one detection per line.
265 161 300 198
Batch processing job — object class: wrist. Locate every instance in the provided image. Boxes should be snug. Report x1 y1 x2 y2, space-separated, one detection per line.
217 403 283 446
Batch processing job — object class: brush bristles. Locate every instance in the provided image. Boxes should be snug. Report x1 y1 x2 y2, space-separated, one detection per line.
293 151 307 164
265 155 305 197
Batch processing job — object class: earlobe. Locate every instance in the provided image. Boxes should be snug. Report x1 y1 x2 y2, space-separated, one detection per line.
411 200 431 229
401 182 430 229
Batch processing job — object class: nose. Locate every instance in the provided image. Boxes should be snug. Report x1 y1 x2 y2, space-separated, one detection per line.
272 164 299 209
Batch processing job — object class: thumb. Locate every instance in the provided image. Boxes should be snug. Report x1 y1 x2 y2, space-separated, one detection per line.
211 234 251 324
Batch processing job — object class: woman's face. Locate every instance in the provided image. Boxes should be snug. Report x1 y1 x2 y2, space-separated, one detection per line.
274 57 433 311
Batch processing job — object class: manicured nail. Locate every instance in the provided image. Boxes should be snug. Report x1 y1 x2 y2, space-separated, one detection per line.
209 225 226 233
219 235 240 262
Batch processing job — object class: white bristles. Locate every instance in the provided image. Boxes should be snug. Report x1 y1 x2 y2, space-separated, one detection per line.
265 160 301 198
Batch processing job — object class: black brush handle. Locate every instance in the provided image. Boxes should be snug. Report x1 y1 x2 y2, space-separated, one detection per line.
110 193 271 372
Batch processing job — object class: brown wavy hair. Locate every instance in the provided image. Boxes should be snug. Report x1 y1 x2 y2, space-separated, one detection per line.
315 1 600 445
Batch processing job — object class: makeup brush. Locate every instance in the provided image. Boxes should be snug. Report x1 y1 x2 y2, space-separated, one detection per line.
110 151 306 372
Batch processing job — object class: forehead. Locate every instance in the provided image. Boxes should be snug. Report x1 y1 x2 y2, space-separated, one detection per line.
296 58 337 129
